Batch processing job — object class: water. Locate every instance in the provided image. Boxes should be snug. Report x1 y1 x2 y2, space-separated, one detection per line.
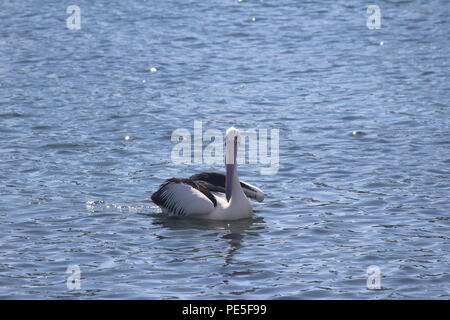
1 0 449 299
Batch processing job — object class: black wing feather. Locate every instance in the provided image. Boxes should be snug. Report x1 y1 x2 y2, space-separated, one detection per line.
151 178 217 216
190 172 260 194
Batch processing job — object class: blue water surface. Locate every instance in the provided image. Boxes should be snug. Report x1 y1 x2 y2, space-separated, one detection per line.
0 0 449 299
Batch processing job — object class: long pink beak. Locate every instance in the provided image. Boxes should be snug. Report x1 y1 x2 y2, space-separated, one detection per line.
225 138 237 202
225 163 235 202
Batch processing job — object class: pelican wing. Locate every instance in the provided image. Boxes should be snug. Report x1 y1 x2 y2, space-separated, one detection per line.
151 178 217 216
189 172 265 202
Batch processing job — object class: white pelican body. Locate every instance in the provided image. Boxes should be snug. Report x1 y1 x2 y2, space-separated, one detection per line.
150 127 264 220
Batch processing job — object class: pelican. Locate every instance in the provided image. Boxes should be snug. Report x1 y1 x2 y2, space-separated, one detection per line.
150 127 264 220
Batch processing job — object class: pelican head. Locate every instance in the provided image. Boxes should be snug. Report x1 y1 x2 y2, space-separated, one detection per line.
225 127 240 202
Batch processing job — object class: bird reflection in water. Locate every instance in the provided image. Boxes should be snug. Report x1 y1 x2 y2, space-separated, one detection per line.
151 215 266 266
